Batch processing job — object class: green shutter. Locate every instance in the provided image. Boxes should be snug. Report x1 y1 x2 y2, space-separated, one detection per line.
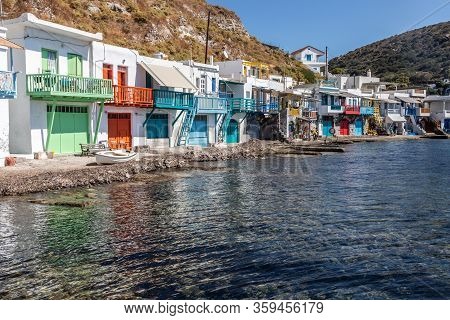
68 54 82 77
42 49 49 73
42 49 58 73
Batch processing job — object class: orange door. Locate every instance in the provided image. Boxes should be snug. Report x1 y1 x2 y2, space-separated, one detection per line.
108 113 132 150
103 64 113 80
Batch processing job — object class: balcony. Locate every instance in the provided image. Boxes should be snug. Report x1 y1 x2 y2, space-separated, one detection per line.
256 101 279 113
404 107 417 116
319 104 343 115
195 96 228 114
289 108 300 117
344 105 360 115
0 71 17 99
360 106 374 115
153 89 194 109
26 74 113 101
418 107 430 117
108 85 153 107
229 98 256 112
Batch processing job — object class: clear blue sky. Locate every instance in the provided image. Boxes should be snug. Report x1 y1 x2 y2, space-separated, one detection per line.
207 0 450 58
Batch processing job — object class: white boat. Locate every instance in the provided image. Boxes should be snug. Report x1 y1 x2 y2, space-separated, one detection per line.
95 150 138 165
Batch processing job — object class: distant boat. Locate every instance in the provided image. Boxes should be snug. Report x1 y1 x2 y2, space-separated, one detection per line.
95 150 137 165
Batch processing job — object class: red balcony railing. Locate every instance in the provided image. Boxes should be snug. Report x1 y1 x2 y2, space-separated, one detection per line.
109 85 153 107
344 105 360 115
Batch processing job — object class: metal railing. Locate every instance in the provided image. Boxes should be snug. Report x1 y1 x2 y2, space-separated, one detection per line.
111 85 153 107
360 107 374 115
27 74 112 99
344 105 360 114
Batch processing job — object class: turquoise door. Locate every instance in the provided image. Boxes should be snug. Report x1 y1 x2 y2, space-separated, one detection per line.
354 119 363 136
323 120 332 137
146 114 169 139
189 115 208 147
226 119 239 143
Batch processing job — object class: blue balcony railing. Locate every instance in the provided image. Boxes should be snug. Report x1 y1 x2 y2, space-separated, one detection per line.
360 106 374 115
153 89 194 109
0 71 17 99
229 98 256 112
256 101 279 113
404 107 417 116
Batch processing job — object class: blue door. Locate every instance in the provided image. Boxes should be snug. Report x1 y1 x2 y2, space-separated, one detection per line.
146 114 169 139
323 120 332 137
444 119 450 133
189 115 208 147
354 118 363 136
226 119 239 143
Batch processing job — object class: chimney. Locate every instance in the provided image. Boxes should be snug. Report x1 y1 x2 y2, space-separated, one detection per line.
210 55 214 65
367 69 372 77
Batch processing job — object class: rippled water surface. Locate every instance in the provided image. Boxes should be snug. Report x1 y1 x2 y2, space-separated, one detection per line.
1 140 449 299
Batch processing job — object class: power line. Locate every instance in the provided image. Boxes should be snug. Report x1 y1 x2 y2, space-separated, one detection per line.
403 0 450 32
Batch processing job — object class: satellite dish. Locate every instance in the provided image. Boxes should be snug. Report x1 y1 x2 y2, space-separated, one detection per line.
223 50 229 59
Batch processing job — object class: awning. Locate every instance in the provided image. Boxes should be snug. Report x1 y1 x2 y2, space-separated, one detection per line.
387 114 406 123
0 38 23 49
139 60 196 90
396 96 421 104
382 99 400 104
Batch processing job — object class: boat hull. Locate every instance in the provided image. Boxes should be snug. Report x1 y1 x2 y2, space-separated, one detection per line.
95 151 138 165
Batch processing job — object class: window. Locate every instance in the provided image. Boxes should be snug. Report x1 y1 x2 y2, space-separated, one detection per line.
67 53 82 77
211 78 217 93
200 75 206 93
306 54 312 62
42 49 58 74
146 114 169 139
246 91 251 99
103 64 113 80
321 94 328 105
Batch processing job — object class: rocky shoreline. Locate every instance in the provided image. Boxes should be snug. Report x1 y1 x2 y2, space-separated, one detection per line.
0 140 275 196
0 135 429 197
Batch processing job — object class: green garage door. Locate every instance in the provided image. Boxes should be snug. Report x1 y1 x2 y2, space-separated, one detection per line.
47 106 89 154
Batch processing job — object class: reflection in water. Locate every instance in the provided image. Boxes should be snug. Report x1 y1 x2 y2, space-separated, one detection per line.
0 140 449 299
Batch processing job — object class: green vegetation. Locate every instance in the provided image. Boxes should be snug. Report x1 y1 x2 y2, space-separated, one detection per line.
329 21 450 86
5 0 315 83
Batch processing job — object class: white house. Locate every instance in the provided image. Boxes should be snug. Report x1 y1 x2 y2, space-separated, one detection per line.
4 13 111 155
0 27 22 165
424 95 450 133
291 46 326 75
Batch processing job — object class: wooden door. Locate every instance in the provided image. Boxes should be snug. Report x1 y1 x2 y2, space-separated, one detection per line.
103 64 113 80
108 113 132 150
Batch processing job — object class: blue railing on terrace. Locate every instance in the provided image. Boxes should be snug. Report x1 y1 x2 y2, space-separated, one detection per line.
360 106 374 115
153 89 194 109
0 71 17 99
195 96 228 113
26 74 113 100
404 107 416 116
229 98 256 112
256 101 279 113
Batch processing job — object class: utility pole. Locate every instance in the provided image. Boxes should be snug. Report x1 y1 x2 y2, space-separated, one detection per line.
325 46 329 80
204 10 211 64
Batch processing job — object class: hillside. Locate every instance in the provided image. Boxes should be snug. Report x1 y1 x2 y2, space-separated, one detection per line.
2 0 316 83
329 21 450 86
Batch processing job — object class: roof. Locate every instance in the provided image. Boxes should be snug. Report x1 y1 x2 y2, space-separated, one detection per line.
396 96 421 104
423 95 450 102
382 99 401 104
0 38 23 49
291 46 325 56
4 13 103 42
140 59 196 90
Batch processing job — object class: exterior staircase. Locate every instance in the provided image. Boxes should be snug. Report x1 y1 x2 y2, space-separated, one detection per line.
177 105 198 146
409 115 426 135
217 109 232 143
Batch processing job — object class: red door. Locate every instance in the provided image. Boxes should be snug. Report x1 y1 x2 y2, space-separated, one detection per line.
340 119 350 135
108 113 132 150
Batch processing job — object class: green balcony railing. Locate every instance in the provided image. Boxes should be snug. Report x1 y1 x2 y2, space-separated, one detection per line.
229 98 256 112
195 96 228 113
153 89 194 109
27 74 113 101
